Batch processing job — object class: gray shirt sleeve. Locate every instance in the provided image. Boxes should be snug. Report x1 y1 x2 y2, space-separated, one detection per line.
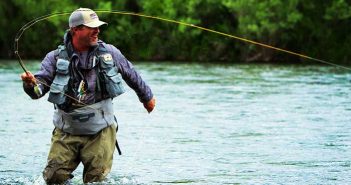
104 44 154 103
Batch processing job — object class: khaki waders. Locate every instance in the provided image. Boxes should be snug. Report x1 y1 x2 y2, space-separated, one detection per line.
43 124 116 184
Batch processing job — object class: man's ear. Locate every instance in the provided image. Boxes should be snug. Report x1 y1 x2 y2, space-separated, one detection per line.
70 27 79 36
71 27 78 32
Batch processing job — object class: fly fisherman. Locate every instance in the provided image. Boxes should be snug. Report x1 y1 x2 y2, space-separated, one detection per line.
20 8 155 184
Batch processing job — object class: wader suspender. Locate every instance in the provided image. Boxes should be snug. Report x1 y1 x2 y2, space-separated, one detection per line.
98 46 123 155
115 123 122 155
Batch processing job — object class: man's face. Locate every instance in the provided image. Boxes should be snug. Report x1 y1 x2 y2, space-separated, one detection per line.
74 26 100 47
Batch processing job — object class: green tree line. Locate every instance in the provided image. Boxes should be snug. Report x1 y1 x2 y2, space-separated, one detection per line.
1 0 351 64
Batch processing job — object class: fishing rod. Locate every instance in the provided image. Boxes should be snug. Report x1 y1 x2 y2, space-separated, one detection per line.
14 9 351 99
14 10 351 73
14 12 71 74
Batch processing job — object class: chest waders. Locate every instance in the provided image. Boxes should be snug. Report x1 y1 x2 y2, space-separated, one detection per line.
48 44 124 155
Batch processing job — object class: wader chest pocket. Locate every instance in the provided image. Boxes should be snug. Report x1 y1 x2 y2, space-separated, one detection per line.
72 113 95 122
53 99 116 135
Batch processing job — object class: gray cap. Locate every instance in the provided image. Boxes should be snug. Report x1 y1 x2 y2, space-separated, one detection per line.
69 8 107 28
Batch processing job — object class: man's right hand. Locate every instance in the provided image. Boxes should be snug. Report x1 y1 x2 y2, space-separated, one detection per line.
143 97 156 113
20 71 36 86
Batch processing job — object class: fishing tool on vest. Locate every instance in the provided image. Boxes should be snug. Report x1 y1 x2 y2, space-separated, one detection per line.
77 80 86 102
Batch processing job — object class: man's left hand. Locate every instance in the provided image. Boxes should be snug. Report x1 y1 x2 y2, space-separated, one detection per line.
143 97 156 113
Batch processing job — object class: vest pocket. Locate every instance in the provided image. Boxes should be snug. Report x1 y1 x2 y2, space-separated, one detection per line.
48 81 67 105
48 59 70 105
105 72 125 97
56 59 70 74
100 57 125 98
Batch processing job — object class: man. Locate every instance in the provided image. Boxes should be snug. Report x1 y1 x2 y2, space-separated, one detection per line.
21 8 155 184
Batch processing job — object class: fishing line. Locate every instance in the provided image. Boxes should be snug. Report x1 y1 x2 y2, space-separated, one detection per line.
96 10 351 71
15 10 351 74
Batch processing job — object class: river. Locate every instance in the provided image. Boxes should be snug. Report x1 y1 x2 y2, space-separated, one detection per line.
0 60 350 184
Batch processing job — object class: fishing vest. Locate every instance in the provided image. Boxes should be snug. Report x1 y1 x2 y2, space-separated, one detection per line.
48 44 125 106
47 44 125 135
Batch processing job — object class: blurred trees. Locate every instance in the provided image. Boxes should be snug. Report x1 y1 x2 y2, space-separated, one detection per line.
1 0 350 64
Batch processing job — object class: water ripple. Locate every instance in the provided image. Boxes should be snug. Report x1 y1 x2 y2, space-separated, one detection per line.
1 62 350 184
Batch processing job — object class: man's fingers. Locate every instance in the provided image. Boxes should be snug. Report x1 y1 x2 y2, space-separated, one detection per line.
20 72 36 84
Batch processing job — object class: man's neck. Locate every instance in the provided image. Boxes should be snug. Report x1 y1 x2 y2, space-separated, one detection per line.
72 38 89 52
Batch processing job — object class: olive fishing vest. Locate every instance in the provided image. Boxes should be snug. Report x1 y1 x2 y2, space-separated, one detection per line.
47 44 125 135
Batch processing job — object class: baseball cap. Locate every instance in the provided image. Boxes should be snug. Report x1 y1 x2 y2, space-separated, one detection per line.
69 8 107 28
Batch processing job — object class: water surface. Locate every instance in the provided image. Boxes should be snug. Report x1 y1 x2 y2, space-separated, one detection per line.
0 60 350 184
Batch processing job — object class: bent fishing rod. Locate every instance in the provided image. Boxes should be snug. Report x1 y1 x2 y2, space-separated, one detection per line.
14 10 351 107
14 10 351 74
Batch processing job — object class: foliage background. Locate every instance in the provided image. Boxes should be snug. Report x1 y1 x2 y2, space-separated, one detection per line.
1 0 350 64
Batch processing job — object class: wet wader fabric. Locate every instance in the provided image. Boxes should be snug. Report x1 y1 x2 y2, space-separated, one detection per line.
43 124 116 184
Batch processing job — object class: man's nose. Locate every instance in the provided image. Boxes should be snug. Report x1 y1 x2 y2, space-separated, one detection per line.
93 27 100 33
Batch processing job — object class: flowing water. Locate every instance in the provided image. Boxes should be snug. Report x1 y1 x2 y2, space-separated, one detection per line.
0 60 350 184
